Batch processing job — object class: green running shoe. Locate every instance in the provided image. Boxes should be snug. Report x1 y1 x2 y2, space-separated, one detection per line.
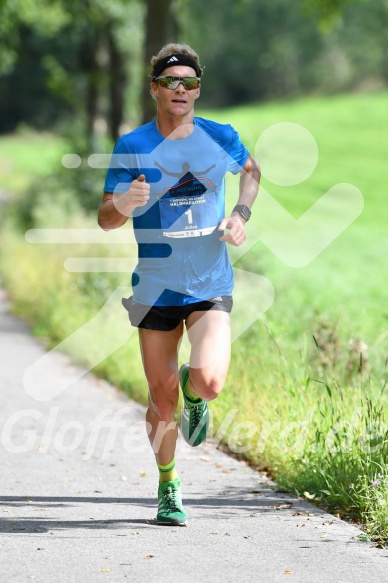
179 363 209 447
156 478 187 526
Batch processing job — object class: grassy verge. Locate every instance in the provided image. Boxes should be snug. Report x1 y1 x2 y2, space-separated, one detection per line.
0 127 65 195
1 93 388 543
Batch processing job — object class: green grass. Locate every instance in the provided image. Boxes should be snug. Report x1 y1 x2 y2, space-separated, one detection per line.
1 91 387 543
0 126 65 195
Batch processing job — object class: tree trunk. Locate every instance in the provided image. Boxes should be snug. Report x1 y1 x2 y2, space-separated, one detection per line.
80 31 100 146
86 71 98 141
108 28 127 142
141 0 178 124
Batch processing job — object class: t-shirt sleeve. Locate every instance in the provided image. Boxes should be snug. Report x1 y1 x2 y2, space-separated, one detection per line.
227 125 249 175
103 137 137 194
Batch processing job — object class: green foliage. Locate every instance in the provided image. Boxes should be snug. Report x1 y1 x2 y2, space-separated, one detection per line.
360 471 388 542
0 0 70 74
0 128 65 194
180 0 320 105
301 0 362 28
0 0 145 133
0 129 108 228
273 377 388 512
180 0 388 106
46 127 112 214
1 0 388 134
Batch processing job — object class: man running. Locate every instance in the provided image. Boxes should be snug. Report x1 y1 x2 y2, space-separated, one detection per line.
98 43 260 526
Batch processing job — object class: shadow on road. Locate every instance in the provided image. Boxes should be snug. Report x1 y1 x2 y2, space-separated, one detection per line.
0 489 318 534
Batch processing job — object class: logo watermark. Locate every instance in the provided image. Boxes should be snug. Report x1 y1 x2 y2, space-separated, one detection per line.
1 406 385 459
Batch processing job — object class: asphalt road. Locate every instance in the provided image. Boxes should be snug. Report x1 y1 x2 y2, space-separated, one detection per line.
0 289 387 583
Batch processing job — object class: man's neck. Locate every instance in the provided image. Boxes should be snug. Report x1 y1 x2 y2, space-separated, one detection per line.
156 113 195 139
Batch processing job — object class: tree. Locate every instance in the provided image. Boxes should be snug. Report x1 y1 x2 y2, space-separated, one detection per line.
0 0 70 75
0 0 142 141
141 0 180 124
1 0 387 137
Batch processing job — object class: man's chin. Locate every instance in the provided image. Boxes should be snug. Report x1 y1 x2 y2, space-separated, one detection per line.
169 105 189 115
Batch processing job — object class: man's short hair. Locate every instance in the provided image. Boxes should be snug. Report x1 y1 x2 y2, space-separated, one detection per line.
150 43 203 77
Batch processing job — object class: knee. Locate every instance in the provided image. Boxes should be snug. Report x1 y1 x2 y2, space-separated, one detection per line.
190 371 224 402
202 378 223 401
147 381 179 421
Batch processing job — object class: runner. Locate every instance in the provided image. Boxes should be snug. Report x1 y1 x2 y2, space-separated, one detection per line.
98 43 260 526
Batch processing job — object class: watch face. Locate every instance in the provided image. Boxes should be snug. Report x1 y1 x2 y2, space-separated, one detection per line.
233 205 251 221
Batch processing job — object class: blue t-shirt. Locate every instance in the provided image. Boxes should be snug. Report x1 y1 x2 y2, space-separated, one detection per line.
104 117 249 306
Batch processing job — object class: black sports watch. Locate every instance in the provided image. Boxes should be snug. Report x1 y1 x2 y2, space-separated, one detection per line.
232 204 251 222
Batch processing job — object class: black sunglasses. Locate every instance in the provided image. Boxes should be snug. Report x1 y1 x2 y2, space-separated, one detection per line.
153 75 201 90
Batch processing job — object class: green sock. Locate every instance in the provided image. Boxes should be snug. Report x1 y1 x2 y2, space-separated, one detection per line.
157 458 178 483
183 369 200 402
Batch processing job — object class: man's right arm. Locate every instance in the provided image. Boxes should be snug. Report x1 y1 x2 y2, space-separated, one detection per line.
97 174 150 231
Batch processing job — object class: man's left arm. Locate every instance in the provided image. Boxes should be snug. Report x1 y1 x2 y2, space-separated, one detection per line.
218 154 261 246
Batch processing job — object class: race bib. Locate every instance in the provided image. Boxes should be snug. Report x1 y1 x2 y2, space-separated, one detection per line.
159 176 218 238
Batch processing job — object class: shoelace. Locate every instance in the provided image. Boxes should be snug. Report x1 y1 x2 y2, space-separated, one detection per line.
164 488 180 513
191 403 203 429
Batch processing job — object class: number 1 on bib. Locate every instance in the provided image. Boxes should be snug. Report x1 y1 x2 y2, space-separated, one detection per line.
185 209 193 225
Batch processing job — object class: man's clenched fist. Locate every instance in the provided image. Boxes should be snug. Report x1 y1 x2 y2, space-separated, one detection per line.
113 174 151 217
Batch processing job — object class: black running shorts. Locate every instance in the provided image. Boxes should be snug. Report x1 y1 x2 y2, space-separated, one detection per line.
122 296 233 331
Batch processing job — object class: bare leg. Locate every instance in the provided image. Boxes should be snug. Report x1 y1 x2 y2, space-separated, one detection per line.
185 310 231 401
138 323 184 465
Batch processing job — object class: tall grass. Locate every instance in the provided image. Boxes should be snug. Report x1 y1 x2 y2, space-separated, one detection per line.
1 92 387 542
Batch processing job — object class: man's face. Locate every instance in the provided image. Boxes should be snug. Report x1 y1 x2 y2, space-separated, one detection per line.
151 65 201 118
